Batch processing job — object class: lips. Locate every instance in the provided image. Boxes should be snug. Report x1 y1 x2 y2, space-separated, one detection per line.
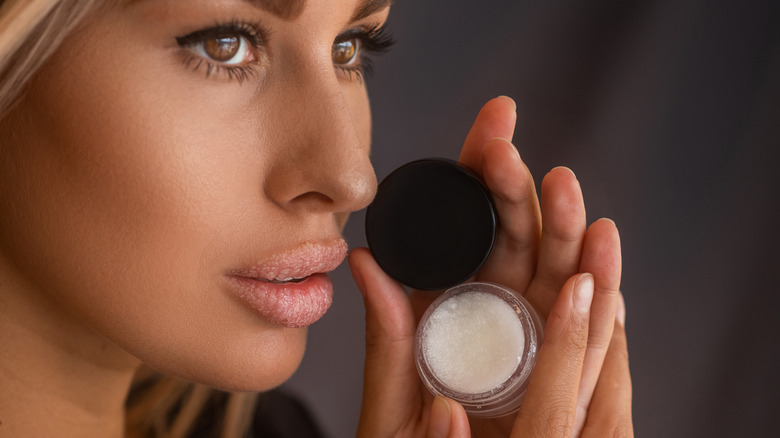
226 239 348 328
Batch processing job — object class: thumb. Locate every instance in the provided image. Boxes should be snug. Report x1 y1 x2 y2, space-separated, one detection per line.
349 247 420 435
428 396 471 438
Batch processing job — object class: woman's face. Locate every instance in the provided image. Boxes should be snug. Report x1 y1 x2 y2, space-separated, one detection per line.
0 0 387 390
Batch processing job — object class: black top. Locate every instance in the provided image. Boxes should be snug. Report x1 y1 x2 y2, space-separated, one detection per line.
190 389 326 438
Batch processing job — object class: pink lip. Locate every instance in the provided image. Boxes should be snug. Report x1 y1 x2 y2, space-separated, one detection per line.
226 239 348 328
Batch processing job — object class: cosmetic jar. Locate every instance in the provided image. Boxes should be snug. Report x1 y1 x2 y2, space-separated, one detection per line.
415 282 543 417
366 158 544 417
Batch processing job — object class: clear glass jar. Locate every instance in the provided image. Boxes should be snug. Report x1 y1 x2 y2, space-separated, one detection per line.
415 282 544 418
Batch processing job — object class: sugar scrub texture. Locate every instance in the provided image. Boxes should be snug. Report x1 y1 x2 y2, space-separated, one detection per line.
421 291 525 394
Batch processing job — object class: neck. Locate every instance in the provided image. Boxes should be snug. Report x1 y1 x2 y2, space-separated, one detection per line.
0 265 140 438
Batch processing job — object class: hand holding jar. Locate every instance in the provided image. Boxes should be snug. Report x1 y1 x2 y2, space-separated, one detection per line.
350 96 632 437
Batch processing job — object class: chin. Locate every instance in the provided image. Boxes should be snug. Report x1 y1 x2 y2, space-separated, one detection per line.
137 325 310 393
201 326 308 392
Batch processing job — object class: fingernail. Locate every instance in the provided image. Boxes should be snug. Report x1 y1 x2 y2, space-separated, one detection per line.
496 95 517 112
573 273 594 313
551 165 577 180
429 396 451 438
616 292 626 325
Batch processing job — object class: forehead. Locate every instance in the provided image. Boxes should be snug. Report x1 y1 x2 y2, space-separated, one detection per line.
244 0 305 20
125 0 391 21
239 0 392 21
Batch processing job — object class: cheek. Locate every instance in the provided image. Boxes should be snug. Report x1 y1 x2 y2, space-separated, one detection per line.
348 82 373 148
0 24 303 390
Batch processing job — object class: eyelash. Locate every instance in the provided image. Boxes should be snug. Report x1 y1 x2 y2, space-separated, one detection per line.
334 23 395 82
175 21 395 84
176 20 264 84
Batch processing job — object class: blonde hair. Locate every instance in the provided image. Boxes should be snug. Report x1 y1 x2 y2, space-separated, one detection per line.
0 0 258 436
0 0 96 115
127 367 258 438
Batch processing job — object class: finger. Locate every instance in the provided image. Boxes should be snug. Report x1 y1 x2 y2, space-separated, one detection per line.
458 96 517 174
348 248 420 436
525 167 587 317
572 219 623 436
428 396 471 438
473 137 541 293
581 303 633 438
513 273 594 438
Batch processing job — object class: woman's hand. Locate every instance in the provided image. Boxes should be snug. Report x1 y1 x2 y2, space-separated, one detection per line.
349 97 633 437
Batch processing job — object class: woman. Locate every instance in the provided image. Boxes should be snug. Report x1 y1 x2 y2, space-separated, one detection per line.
0 0 632 437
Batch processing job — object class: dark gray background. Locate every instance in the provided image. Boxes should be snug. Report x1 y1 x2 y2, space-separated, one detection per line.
284 0 780 436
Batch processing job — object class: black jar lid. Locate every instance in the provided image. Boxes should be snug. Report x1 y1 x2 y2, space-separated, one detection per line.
365 158 497 290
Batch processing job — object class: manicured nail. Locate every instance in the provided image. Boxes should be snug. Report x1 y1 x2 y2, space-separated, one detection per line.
496 95 517 111
429 396 452 438
573 273 594 313
551 165 577 180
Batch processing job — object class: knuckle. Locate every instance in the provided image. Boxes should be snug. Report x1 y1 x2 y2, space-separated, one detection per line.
521 387 577 437
542 224 584 244
563 318 590 351
545 311 590 355
587 333 612 352
534 403 576 437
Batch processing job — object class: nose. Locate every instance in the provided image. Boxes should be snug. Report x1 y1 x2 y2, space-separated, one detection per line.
262 68 377 217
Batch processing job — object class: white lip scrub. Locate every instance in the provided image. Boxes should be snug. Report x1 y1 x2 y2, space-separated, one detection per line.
415 282 544 418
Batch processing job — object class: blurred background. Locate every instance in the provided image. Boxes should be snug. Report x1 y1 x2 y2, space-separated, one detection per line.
284 0 780 436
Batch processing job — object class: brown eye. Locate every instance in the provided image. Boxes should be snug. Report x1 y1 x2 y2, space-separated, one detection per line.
191 34 253 66
204 36 240 62
332 39 358 65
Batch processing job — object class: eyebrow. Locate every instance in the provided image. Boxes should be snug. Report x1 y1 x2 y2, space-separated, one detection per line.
242 0 305 20
350 0 393 22
242 0 392 21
